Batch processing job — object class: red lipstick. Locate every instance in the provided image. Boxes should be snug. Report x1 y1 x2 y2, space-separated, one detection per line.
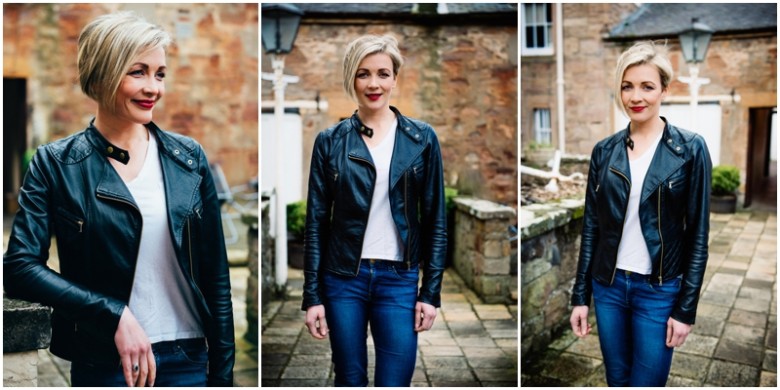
135 100 155 109
630 106 645 113
366 94 382 101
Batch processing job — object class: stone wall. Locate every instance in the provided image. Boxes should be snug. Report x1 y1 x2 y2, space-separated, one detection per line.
263 19 518 206
520 199 585 358
453 197 517 304
3 297 52 387
260 200 274 311
3 3 258 187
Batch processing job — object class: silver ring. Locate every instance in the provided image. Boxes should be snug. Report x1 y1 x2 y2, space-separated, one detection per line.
133 364 139 372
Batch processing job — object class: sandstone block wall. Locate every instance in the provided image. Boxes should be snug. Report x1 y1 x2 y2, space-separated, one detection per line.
453 197 517 304
520 199 585 358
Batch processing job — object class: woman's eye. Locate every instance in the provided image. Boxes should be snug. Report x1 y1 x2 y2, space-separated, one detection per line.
156 72 166 80
356 73 368 79
621 85 631 91
643 85 654 91
129 69 144 76
380 73 390 78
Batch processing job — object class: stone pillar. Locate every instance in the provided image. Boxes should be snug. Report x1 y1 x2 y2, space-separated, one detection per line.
242 210 259 345
3 296 51 387
260 200 275 311
453 197 517 304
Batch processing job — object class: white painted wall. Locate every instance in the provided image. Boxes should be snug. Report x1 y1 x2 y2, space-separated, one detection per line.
261 112 303 204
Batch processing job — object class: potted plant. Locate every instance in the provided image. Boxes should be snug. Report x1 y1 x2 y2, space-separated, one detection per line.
710 165 740 213
524 141 556 167
286 200 307 269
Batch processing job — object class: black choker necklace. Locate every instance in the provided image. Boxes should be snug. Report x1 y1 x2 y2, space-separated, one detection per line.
625 136 634 150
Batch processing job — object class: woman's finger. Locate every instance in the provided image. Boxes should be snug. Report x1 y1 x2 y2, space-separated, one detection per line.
136 352 148 387
120 354 135 387
146 347 156 387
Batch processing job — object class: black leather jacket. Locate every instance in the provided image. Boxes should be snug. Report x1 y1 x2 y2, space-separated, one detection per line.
3 121 235 386
571 118 712 325
302 107 447 310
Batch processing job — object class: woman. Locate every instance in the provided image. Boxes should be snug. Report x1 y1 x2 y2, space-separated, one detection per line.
301 34 447 387
569 41 712 386
3 12 234 387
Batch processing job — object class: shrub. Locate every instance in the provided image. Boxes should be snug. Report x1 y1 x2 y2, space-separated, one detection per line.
711 165 740 196
286 200 307 237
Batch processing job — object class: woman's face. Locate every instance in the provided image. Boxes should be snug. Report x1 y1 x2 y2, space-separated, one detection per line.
354 52 396 112
111 46 166 125
620 63 667 124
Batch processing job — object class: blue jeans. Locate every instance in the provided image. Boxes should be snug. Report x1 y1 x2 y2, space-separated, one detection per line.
322 259 419 387
70 338 208 387
592 270 682 387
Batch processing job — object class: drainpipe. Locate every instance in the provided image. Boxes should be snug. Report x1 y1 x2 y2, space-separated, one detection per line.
555 3 566 155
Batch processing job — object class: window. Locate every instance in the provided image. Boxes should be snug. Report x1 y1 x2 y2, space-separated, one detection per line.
533 108 552 145
522 3 553 56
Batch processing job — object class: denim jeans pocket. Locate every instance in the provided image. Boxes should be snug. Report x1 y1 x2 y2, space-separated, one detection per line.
177 344 208 365
646 275 683 295
389 265 420 283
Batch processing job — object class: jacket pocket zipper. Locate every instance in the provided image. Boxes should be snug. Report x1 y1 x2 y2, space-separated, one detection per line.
57 208 85 233
657 186 664 285
186 218 206 301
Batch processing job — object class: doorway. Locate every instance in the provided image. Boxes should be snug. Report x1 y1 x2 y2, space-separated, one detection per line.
4 78 27 215
745 107 777 209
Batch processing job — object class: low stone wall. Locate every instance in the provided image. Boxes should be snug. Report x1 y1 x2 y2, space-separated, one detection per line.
3 296 52 387
243 210 259 345
520 198 585 358
453 197 517 304
260 200 274 312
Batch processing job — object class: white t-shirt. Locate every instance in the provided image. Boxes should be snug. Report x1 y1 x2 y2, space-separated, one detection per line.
126 134 204 343
360 120 404 261
616 131 664 275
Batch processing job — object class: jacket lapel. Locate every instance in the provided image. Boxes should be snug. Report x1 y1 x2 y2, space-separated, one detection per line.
389 113 425 191
640 125 685 204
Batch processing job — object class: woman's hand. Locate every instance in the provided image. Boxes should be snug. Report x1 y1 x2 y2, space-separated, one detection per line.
114 307 155 387
666 317 692 348
570 305 592 337
305 305 329 339
414 302 437 332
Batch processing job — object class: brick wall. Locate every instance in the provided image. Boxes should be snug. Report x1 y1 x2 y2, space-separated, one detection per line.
3 3 258 186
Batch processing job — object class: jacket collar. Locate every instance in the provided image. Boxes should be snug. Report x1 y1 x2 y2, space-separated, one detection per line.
85 119 132 165
345 106 427 190
612 117 686 203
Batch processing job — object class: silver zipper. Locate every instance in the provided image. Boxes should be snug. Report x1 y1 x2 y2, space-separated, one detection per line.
77 220 83 233
608 167 631 285
669 180 673 190
657 186 664 285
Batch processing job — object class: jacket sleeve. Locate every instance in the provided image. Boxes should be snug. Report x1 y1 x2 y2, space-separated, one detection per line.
671 135 712 325
302 132 333 310
571 143 602 307
417 127 447 308
195 146 235 386
3 146 126 342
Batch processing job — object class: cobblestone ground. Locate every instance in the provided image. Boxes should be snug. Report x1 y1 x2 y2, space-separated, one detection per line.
522 211 777 386
262 268 519 386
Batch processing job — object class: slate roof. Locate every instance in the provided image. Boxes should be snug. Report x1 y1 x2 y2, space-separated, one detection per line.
290 3 517 21
608 3 776 40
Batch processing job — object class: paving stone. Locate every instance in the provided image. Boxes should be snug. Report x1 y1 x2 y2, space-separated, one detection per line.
485 327 517 339
742 278 775 290
421 356 469 369
666 375 701 387
734 297 771 313
411 381 431 387
442 310 480 321
262 365 284 379
426 367 477 381
482 319 516 329
565 333 603 360
547 329 578 351
281 365 331 379
495 338 518 348
694 316 725 337
473 304 513 320
277 379 328 386
700 291 737 307
455 336 498 348
714 339 763 366
473 367 518 382
287 354 332 366
764 350 777 372
760 371 777 387
722 323 766 346
677 333 719 357
728 308 767 328
696 302 731 320
430 380 481 386
481 381 519 386
670 352 710 380
705 360 760 386
419 346 464 357
539 352 601 384
418 334 458 347
766 321 777 349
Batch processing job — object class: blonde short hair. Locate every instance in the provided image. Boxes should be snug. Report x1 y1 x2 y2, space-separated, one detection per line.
614 41 673 117
342 35 404 103
78 12 171 111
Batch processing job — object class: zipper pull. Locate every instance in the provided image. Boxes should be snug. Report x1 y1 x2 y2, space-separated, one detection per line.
195 208 202 219
669 181 673 189
595 184 600 192
658 275 663 286
77 220 83 233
